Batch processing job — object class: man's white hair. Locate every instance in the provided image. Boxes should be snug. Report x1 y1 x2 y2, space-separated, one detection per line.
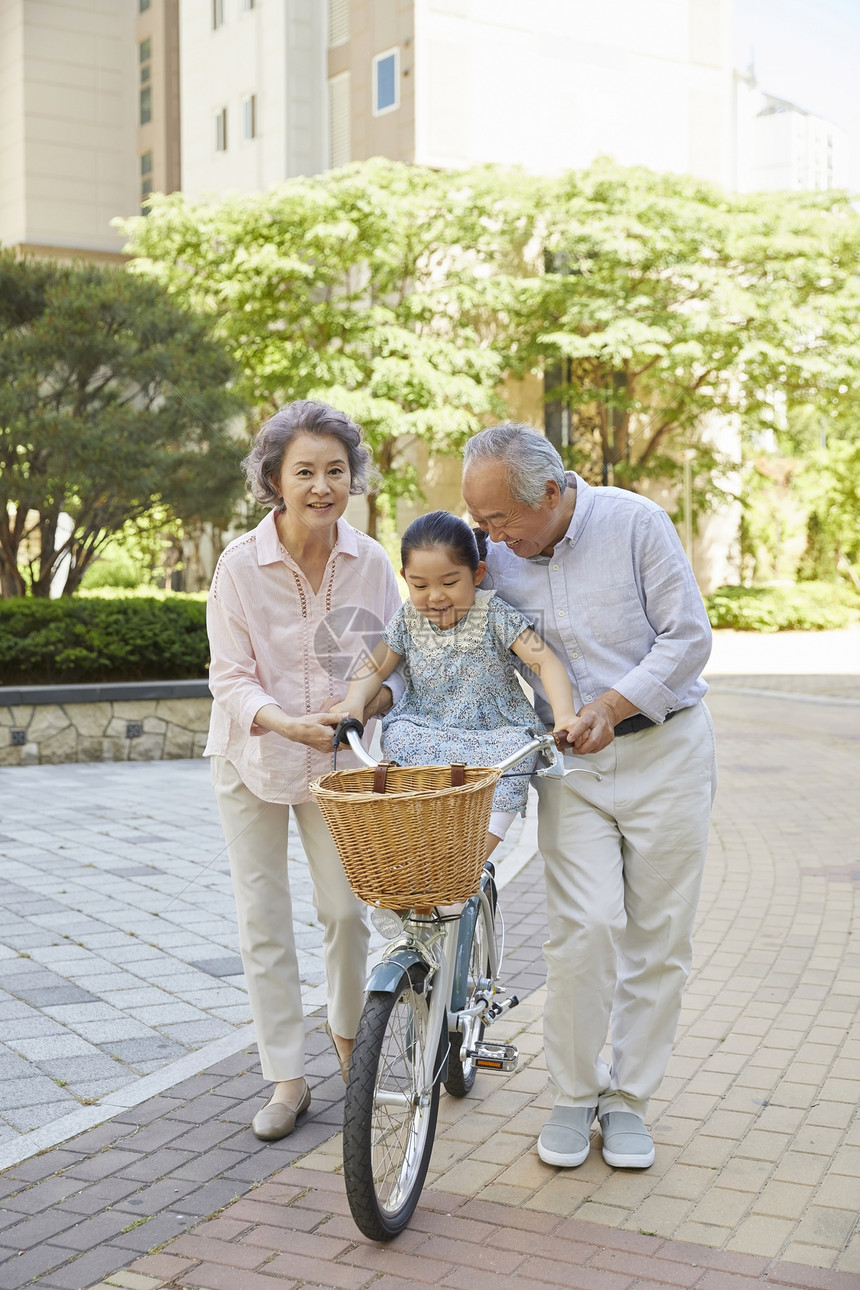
463 423 568 509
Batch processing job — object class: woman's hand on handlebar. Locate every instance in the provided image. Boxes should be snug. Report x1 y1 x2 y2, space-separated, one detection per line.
285 712 342 753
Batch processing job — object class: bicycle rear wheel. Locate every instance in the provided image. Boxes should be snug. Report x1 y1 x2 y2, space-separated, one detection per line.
343 968 440 1241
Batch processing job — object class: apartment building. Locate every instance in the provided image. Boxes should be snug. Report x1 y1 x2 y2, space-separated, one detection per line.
137 0 181 214
178 0 327 200
0 0 138 260
177 0 736 193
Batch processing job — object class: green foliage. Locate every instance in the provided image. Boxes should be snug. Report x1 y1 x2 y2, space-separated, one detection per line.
0 254 247 598
512 164 860 517
119 159 860 539
0 594 208 685
795 440 860 583
705 582 860 632
119 160 510 534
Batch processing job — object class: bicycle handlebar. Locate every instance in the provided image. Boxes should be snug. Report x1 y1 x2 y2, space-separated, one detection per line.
331 716 558 774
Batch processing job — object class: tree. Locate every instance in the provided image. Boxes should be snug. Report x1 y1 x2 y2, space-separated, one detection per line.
505 162 860 523
0 255 246 597
119 160 512 536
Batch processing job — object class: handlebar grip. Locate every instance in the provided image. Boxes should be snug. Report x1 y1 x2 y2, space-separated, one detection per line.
332 716 365 749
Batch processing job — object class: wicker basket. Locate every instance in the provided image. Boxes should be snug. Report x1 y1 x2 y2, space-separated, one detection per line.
309 763 500 907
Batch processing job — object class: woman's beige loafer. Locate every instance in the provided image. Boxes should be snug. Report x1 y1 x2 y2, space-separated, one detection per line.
252 1080 311 1141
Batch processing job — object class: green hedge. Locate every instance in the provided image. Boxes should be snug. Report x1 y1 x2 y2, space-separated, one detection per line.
705 582 860 633
0 593 209 685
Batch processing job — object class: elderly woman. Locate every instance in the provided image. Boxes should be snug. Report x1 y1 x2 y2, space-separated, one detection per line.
204 400 401 1141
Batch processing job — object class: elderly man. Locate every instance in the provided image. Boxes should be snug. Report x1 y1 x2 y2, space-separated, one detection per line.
462 423 716 1170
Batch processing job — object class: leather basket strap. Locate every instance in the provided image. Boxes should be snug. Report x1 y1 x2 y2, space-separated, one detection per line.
450 763 466 788
373 762 393 794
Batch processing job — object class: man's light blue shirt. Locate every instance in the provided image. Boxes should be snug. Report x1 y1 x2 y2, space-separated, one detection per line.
483 474 711 726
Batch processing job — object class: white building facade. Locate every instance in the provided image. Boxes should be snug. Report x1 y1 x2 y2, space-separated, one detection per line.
0 0 137 259
178 0 327 201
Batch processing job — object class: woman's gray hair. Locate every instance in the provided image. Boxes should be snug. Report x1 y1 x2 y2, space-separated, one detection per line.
242 399 378 507
463 423 568 508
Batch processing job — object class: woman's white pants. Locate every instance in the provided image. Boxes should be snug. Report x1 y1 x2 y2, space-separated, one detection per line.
211 756 369 1082
534 702 717 1118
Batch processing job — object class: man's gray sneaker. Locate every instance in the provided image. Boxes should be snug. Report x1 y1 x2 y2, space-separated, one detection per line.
599 1111 655 1168
537 1105 597 1167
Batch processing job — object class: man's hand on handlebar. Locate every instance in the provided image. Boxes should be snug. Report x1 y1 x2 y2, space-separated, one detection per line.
553 711 603 755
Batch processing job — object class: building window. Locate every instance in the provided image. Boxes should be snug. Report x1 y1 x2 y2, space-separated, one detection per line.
372 48 399 115
213 0 224 30
140 85 152 125
328 73 350 168
140 152 153 213
215 107 227 152
139 0 151 11
140 39 152 89
242 94 257 140
242 0 255 9
328 0 349 47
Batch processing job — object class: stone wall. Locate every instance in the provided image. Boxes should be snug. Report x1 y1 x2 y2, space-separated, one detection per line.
0 682 212 767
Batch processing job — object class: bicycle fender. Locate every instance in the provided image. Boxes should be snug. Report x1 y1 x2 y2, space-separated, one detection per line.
449 895 481 1012
366 949 427 995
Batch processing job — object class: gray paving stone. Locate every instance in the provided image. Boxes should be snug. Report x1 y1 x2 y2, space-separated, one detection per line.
9 1032 99 1061
101 1036 186 1063
2 1102 79 1133
39 1052 126 1081
55 1178 141 1215
0 1205 82 1249
63 1148 144 1182
158 1018 233 1045
0 1054 32 1079
6 984 99 1008
29 1243 134 1290
0 1241 79 1288
192 955 246 977
113 1176 199 1217
0 1075 75 1111
63 1019 158 1044
1 1174 89 1214
110 1209 194 1251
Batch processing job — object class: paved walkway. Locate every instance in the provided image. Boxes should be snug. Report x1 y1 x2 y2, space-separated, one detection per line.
0 762 533 1165
0 631 857 1287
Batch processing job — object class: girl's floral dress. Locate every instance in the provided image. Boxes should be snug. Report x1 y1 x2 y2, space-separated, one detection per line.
380 590 543 813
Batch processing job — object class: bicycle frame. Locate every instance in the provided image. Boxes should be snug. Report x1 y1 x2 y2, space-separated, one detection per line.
335 720 557 1092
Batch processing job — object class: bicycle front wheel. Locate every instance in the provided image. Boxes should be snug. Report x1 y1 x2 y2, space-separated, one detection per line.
343 969 440 1241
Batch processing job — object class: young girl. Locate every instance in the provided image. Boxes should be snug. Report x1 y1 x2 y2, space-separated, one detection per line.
334 511 580 857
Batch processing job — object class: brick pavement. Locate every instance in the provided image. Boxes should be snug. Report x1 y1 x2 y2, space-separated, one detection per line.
0 678 857 1287
0 760 535 1160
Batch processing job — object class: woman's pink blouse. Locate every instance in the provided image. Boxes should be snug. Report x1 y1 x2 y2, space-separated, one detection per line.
204 511 402 804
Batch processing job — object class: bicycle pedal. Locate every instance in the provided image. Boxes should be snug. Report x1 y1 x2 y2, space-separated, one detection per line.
466 1041 519 1073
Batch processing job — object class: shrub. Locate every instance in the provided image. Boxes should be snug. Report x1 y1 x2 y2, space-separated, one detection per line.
0 593 209 685
705 582 860 633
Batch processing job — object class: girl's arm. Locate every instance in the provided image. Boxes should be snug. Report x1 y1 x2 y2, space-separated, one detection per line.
330 642 404 718
509 628 589 744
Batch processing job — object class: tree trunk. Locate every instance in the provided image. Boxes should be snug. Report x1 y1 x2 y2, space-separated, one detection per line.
366 493 379 540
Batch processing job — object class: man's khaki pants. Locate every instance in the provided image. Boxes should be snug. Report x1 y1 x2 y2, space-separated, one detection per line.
211 756 369 1082
534 702 717 1118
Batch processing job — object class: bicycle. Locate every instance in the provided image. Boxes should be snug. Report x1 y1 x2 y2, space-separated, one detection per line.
310 718 561 1242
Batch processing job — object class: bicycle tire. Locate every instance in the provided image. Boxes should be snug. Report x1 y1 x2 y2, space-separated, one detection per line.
445 898 492 1098
343 968 440 1241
